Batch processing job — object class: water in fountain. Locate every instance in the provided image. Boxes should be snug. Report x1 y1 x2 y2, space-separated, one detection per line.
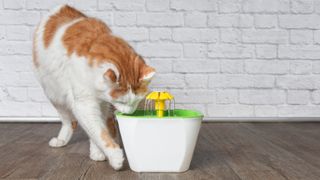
144 98 175 117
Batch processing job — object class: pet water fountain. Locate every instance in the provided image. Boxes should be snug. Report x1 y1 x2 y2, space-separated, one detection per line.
116 91 203 172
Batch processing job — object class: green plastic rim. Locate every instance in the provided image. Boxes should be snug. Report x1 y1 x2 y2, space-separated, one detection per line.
115 109 203 119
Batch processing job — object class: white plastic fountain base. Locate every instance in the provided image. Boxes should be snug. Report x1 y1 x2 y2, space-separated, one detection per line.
116 109 203 172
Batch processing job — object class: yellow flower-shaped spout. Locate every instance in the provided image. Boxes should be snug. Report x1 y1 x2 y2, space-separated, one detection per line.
146 91 174 118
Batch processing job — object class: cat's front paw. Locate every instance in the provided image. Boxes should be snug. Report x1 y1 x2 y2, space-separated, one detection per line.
90 150 106 161
106 148 125 170
49 137 66 147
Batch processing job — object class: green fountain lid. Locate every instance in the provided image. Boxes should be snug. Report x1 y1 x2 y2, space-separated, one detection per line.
116 109 203 119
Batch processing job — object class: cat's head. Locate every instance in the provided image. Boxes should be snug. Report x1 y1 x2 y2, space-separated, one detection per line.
98 56 155 114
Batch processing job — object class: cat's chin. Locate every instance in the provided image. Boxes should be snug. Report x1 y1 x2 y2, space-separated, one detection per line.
114 103 136 114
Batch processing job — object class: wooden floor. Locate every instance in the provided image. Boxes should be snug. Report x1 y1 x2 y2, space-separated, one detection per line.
0 123 320 180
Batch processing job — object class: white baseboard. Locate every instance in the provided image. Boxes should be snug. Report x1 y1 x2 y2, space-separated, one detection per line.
0 117 320 122
0 117 60 122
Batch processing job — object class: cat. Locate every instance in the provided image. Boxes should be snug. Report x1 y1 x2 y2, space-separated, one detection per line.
32 5 155 170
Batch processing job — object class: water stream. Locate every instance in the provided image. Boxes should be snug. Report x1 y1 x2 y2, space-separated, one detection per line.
144 98 175 117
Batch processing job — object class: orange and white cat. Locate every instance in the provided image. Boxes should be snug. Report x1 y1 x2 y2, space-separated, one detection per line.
33 5 155 170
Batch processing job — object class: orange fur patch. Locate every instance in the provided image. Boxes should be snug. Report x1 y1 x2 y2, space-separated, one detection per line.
101 129 119 148
140 66 155 81
107 117 117 138
32 29 39 68
104 69 117 83
71 121 78 130
61 7 155 97
44 5 86 48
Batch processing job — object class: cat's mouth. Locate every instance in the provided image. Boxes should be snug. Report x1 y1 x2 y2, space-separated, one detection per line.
113 103 136 114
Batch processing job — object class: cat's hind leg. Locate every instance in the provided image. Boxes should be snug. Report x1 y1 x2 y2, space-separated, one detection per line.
49 104 76 148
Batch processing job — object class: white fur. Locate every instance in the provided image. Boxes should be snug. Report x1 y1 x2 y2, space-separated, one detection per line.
48 105 75 147
89 139 106 161
33 5 153 170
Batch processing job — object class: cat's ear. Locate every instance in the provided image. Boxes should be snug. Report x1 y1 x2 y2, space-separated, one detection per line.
140 65 155 82
104 69 117 84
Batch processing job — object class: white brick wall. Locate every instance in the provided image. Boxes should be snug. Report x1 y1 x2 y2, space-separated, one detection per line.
0 0 320 120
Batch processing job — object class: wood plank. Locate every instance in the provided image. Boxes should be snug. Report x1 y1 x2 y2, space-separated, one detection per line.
0 123 320 179
203 123 288 180
208 123 320 180
243 123 320 170
0 123 34 147
64 123 241 180
287 123 320 141
0 124 58 178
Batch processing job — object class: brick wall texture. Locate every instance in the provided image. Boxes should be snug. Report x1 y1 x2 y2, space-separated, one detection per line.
1 0 320 119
